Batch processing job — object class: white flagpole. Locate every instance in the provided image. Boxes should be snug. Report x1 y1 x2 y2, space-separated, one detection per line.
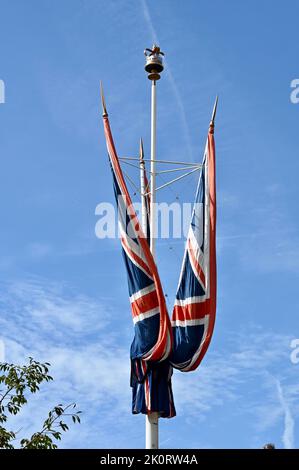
140 132 159 450
149 79 157 257
144 44 164 450
146 78 159 450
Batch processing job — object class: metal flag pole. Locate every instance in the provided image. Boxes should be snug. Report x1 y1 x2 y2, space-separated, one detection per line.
144 44 165 450
149 78 157 256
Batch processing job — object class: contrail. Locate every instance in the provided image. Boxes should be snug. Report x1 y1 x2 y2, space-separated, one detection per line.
276 379 295 449
141 0 194 161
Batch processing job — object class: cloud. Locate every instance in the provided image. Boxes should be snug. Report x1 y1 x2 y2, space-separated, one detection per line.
276 379 295 449
172 328 298 447
0 278 136 447
1 279 111 339
0 278 298 448
140 0 194 161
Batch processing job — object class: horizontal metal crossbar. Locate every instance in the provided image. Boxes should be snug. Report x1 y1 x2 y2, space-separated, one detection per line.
121 159 200 175
119 156 202 167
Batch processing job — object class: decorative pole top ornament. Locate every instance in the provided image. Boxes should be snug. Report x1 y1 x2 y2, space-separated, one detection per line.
144 44 164 81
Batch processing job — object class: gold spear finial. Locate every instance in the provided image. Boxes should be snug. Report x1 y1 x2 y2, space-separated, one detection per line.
100 81 108 117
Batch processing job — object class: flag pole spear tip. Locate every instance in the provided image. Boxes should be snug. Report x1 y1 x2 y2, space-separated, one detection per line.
139 138 144 161
100 81 108 117
210 95 218 125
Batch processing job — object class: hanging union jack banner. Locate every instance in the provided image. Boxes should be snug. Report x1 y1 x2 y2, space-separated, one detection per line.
101 94 217 418
102 110 175 417
170 118 217 372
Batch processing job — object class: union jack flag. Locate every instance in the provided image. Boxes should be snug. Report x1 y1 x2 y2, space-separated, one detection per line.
103 113 175 417
171 120 217 372
101 101 217 418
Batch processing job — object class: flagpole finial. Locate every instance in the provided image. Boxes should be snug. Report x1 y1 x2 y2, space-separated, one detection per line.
144 45 165 81
100 81 108 117
210 95 218 126
139 138 144 161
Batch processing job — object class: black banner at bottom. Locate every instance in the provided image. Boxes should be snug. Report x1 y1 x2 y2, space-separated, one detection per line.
0 449 298 466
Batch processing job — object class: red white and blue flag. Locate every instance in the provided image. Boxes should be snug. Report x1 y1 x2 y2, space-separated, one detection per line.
103 113 175 417
102 104 216 418
170 120 217 372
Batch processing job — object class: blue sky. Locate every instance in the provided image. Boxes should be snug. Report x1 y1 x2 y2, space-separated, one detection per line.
0 0 298 449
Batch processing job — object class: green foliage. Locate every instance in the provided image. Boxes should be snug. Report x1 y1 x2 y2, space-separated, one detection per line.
0 358 81 449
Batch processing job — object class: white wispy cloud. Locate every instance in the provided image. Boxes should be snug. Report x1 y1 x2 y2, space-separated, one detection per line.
1 279 112 338
172 328 297 447
140 0 194 161
0 278 136 447
276 379 295 449
0 278 298 448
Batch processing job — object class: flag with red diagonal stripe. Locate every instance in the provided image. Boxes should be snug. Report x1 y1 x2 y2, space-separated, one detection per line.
102 113 175 417
170 118 217 372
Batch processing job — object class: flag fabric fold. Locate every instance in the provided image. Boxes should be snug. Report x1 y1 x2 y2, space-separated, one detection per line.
131 359 175 418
